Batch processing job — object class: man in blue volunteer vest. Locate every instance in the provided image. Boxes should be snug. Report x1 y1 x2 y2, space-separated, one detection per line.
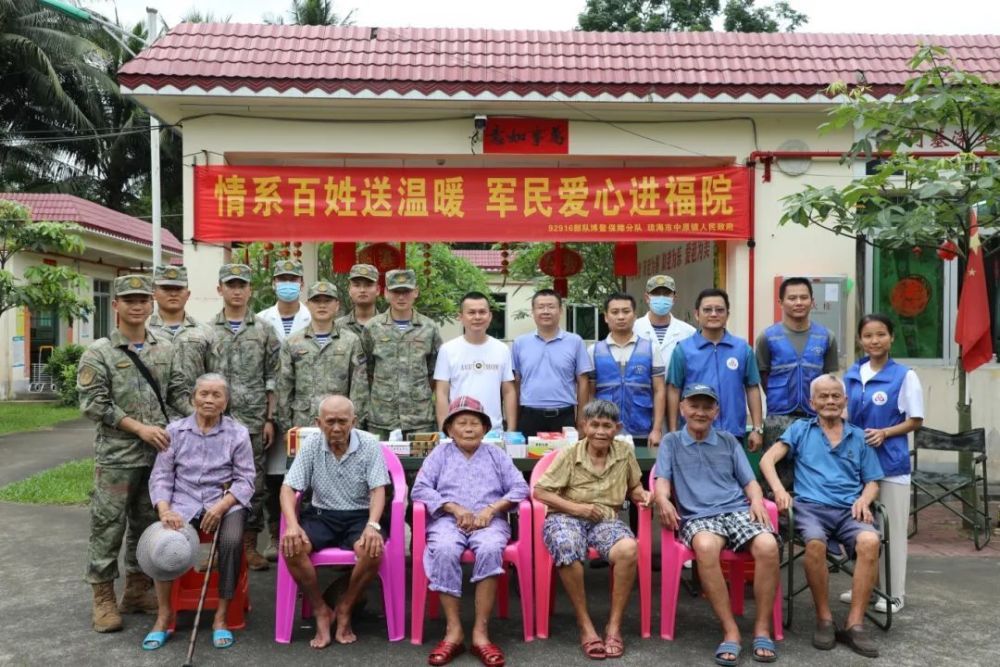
667 288 764 453
755 277 839 456
586 292 666 448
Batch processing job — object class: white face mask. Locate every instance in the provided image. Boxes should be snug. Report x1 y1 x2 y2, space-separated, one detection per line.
649 296 674 316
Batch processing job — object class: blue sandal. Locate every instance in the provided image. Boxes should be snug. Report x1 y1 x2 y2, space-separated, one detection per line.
714 640 742 666
141 630 172 650
213 628 235 649
752 636 778 663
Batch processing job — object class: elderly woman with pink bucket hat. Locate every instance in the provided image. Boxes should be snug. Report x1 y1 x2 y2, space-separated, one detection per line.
411 396 529 667
137 373 255 652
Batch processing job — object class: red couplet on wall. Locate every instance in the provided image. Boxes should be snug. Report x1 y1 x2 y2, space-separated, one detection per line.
483 117 569 154
195 165 751 243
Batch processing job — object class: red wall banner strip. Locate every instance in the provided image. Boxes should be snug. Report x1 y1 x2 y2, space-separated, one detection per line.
195 165 750 242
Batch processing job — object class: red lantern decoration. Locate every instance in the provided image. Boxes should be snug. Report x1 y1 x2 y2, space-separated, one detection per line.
359 243 403 291
889 275 932 318
613 242 638 277
332 242 357 273
937 240 958 261
539 243 583 298
500 242 510 277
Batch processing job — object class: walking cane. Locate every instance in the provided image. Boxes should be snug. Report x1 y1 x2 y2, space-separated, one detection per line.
182 483 230 667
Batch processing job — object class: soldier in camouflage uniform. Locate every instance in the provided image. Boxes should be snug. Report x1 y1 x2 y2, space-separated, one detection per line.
336 263 381 340
147 265 217 411
211 263 281 570
277 281 370 429
365 269 442 438
77 275 192 633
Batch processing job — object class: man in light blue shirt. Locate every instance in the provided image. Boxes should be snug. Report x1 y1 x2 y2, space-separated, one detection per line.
654 384 780 664
760 374 883 659
512 289 593 436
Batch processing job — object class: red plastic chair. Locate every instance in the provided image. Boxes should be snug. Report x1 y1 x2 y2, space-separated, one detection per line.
410 498 534 644
168 530 250 631
274 444 407 643
530 449 652 640
643 463 783 641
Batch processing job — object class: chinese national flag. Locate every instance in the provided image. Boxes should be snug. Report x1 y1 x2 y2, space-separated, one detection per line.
954 210 994 372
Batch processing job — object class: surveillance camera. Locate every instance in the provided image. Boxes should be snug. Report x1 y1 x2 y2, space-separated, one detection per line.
474 115 488 130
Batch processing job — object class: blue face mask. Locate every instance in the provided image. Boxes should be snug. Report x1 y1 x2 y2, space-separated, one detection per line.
649 296 674 316
275 281 301 302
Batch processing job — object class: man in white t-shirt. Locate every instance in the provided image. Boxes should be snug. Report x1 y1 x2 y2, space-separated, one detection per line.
633 274 696 370
434 292 516 431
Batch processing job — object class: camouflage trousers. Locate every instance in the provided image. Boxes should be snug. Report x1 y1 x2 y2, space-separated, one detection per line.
247 432 267 533
86 465 158 584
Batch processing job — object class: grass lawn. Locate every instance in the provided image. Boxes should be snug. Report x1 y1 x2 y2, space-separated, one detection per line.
0 458 93 505
0 402 80 436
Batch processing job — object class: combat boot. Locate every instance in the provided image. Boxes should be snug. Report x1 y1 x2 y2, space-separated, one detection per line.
118 572 158 614
263 525 279 562
244 531 270 571
92 582 123 632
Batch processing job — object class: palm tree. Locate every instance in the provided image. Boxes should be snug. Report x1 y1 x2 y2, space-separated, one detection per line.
265 0 355 26
0 0 112 188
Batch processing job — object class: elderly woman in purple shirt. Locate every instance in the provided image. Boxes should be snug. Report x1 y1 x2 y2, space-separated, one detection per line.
412 396 529 667
145 373 255 651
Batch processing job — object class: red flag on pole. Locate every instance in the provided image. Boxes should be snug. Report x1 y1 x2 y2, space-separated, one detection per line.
954 209 994 372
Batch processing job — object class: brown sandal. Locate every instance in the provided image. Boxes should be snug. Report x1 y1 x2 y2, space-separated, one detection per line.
582 637 607 660
428 640 466 666
603 634 624 659
471 642 506 666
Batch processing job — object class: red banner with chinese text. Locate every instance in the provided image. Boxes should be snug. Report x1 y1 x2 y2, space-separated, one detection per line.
195 166 750 242
484 118 569 154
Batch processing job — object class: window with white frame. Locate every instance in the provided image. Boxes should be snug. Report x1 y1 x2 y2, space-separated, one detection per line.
566 303 609 342
93 279 112 340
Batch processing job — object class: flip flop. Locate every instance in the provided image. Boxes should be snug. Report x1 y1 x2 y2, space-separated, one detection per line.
141 630 172 650
714 640 742 666
470 642 506 666
581 637 606 660
428 640 465 666
212 628 235 649
603 634 624 659
752 636 778 663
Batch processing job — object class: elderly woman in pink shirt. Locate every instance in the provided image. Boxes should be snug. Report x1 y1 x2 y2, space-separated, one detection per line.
144 373 255 651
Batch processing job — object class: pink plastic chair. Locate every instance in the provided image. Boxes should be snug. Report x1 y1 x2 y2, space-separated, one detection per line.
643 463 783 641
274 444 407 643
410 498 534 644
530 449 652 640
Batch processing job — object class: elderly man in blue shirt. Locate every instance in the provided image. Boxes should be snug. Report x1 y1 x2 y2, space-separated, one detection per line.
279 395 390 649
512 289 593 436
654 384 781 666
760 374 884 660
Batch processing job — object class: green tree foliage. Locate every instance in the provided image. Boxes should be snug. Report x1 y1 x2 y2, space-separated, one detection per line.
780 45 1000 434
577 0 805 32
265 0 354 26
0 199 92 325
44 342 85 405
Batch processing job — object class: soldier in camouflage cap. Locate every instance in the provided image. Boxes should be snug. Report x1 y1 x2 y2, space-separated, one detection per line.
365 268 441 438
277 279 369 438
337 263 381 342
212 262 281 570
78 274 193 632
148 266 217 408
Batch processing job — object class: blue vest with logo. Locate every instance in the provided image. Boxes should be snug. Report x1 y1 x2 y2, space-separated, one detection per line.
844 357 910 477
763 322 830 416
677 332 752 439
594 338 654 436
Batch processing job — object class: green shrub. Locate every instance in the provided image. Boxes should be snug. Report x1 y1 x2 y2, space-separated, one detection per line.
45 343 86 406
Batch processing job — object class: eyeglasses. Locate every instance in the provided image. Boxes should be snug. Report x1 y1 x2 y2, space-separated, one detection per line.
700 306 727 314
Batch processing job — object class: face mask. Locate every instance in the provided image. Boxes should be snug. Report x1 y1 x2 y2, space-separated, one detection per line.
649 296 674 316
275 281 301 302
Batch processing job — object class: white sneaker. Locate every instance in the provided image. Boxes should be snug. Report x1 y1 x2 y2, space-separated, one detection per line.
838 590 852 604
872 596 904 614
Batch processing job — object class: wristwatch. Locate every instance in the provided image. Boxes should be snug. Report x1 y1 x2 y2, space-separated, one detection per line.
367 521 381 532
751 425 765 435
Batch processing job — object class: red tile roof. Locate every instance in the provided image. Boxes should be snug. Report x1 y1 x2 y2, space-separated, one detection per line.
118 25 1000 100
1 193 182 253
453 249 511 271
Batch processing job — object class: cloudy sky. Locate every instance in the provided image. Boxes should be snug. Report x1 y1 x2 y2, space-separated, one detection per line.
79 0 1000 34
